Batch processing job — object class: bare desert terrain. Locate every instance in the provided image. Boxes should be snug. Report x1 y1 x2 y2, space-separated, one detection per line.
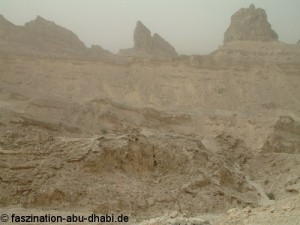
0 4 299 225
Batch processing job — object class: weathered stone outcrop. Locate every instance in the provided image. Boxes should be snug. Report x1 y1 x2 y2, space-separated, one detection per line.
262 116 300 154
134 21 152 51
119 21 178 59
224 4 278 44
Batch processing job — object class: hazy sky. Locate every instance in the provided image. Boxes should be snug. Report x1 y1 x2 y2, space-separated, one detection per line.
1 0 300 54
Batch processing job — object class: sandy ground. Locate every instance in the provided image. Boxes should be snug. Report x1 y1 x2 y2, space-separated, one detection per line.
0 41 300 224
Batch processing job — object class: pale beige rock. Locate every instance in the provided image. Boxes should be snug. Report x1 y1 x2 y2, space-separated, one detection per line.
243 206 252 213
227 208 239 215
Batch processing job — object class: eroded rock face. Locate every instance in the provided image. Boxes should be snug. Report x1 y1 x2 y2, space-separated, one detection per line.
224 4 278 44
262 116 300 154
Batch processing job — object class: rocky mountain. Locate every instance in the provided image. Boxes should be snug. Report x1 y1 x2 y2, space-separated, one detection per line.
0 15 110 57
23 16 86 52
0 6 300 224
0 14 24 41
119 21 178 59
224 4 278 44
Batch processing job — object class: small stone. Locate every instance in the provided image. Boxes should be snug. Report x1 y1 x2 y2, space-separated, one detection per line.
270 206 276 213
227 208 238 215
170 211 179 218
282 205 294 211
243 206 252 213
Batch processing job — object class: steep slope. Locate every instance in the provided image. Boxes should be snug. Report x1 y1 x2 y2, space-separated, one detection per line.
23 15 86 52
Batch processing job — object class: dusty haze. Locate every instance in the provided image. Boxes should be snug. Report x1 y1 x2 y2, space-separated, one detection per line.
1 0 300 54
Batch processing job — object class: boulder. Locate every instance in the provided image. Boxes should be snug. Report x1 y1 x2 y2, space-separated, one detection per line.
224 4 278 44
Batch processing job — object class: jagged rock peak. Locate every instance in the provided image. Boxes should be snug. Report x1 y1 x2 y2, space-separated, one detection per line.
35 15 50 22
25 15 55 27
134 21 152 51
131 20 178 57
249 3 255 10
224 4 278 44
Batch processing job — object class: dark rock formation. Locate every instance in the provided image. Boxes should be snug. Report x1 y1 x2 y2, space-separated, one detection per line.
224 4 278 44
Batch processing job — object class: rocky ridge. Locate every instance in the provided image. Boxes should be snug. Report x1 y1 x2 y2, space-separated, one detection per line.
0 15 110 57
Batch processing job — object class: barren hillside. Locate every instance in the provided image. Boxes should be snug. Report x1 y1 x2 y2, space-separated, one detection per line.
0 4 299 225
